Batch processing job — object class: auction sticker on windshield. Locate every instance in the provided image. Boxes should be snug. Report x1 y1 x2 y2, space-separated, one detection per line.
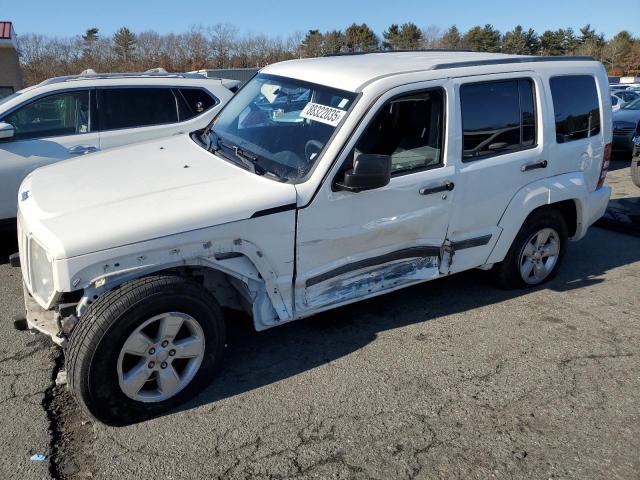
300 102 347 127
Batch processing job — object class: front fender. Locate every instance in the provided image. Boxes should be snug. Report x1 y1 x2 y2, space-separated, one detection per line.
52 212 296 323
486 172 591 265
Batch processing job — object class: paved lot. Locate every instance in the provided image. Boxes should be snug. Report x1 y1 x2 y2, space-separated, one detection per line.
0 165 638 479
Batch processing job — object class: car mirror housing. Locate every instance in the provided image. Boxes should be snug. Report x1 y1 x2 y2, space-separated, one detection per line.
0 122 15 141
336 153 392 193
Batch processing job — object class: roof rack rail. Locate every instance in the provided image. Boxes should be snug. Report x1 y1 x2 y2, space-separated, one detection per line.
324 49 475 57
431 55 595 70
39 69 206 86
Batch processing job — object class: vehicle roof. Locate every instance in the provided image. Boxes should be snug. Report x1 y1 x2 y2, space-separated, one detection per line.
261 51 598 92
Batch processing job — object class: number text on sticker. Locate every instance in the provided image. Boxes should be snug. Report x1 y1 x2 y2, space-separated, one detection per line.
300 102 347 127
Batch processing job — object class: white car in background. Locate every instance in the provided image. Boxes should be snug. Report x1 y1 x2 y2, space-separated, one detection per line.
0 69 235 227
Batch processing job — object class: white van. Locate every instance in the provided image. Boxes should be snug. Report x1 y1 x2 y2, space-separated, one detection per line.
13 52 612 425
0 70 235 226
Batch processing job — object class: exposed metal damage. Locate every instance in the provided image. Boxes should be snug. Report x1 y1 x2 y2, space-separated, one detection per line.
302 256 439 310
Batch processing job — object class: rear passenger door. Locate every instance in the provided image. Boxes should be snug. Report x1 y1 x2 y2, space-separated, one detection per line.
97 87 216 150
446 73 548 273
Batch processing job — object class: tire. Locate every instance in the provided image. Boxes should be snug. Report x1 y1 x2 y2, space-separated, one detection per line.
493 208 568 290
631 156 640 188
66 274 225 426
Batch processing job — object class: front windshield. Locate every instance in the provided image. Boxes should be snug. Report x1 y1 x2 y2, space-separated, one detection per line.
208 74 357 181
622 97 640 110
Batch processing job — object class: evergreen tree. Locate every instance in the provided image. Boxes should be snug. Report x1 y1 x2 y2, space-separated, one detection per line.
322 30 345 55
440 25 463 50
464 24 501 52
344 23 379 52
502 25 539 54
112 27 137 62
301 30 324 57
383 22 422 50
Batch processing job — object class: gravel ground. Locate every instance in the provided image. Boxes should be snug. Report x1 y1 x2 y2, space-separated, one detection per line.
0 165 638 480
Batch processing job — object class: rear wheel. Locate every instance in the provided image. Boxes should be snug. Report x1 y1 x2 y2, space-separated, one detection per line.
494 208 568 289
66 274 225 426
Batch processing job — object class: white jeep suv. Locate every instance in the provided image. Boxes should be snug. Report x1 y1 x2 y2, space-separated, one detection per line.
0 70 236 226
14 52 612 425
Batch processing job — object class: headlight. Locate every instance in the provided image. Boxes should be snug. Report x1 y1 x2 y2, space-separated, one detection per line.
29 239 55 305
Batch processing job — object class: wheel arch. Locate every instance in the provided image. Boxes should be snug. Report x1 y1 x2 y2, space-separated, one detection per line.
72 242 292 332
486 172 587 265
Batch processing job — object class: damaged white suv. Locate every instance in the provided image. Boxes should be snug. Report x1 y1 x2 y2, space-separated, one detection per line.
14 52 612 425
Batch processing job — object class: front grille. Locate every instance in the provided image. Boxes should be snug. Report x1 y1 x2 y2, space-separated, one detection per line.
614 127 636 135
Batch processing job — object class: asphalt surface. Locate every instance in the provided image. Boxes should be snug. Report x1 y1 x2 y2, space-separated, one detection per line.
0 166 638 479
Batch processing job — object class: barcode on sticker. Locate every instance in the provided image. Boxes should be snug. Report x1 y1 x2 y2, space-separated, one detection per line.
300 102 346 127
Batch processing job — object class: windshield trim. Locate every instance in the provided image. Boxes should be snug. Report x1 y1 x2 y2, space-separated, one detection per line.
204 73 361 185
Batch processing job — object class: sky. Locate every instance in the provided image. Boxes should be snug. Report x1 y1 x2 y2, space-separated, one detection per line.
1 0 636 39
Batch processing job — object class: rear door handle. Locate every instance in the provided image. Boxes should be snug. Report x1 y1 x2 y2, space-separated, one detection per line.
68 145 99 155
419 182 455 195
521 160 547 172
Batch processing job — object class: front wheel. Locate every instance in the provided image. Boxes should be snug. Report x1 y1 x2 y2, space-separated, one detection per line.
494 208 568 289
66 274 225 426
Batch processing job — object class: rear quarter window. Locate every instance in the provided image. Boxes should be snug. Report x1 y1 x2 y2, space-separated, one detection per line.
549 75 601 143
176 88 217 121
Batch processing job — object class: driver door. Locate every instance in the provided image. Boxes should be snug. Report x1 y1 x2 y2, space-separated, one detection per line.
295 80 455 315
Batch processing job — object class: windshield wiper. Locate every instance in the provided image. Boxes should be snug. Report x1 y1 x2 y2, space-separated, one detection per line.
206 133 288 181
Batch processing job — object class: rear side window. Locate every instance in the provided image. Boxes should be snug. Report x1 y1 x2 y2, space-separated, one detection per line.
99 88 178 130
460 79 536 160
549 75 601 143
176 88 217 121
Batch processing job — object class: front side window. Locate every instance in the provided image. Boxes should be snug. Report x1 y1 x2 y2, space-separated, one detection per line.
550 75 601 143
3 90 89 140
460 79 536 160
208 74 356 181
99 88 178 130
351 89 445 175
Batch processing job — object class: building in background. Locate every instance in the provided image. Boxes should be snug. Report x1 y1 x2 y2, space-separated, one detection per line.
0 22 23 99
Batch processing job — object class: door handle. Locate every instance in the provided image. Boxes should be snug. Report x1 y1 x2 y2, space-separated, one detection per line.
521 160 547 172
68 145 99 155
419 182 455 195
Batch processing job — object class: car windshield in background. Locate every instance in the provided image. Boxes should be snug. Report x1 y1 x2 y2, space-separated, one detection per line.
208 74 357 181
622 98 640 110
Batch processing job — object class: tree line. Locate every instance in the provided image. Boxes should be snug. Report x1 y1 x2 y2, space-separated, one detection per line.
17 22 640 86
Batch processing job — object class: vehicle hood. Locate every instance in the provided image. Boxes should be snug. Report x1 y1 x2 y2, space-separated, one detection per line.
612 109 640 125
19 134 297 259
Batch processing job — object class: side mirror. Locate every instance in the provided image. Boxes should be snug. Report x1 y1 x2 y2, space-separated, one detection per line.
0 122 15 141
336 153 392 193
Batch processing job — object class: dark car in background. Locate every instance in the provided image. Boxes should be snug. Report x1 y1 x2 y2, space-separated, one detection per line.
612 97 640 155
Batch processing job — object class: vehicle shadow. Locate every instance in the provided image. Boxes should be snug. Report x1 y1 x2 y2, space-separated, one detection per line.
0 226 18 265
170 227 640 420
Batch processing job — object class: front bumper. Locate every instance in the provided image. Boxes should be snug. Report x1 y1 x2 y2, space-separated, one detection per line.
22 283 66 346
